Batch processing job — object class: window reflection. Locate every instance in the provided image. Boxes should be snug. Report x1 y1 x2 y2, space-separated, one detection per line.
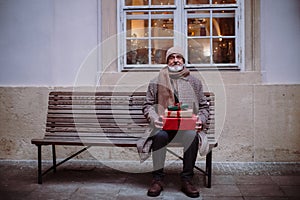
151 39 172 64
126 40 172 65
127 40 149 64
188 39 210 64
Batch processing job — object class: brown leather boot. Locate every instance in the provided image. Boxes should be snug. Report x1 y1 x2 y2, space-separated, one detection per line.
147 179 164 197
181 180 200 198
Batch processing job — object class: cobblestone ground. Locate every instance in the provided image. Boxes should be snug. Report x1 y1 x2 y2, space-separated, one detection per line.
0 160 300 200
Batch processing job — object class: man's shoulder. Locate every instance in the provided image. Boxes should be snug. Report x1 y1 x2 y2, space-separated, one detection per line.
150 76 159 83
186 74 202 84
148 76 159 87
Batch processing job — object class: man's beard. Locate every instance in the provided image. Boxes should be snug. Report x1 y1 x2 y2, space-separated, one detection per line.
168 64 184 72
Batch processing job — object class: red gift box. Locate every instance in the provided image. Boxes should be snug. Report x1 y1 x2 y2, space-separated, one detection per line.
162 115 197 130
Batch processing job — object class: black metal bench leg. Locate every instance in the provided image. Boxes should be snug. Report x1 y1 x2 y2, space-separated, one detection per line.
52 145 56 173
206 151 212 188
37 145 42 184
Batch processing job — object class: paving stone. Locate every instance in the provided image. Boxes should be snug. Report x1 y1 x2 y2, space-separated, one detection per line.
234 175 275 185
211 175 236 185
243 197 289 200
117 193 162 200
271 175 300 186
203 197 244 200
238 184 285 197
201 184 242 197
280 185 300 197
71 192 118 200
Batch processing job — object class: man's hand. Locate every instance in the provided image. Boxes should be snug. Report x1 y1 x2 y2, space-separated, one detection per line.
195 117 203 132
154 117 163 129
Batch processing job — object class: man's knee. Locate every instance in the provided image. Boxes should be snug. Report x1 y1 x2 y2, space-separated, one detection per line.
180 130 198 147
153 130 169 141
152 130 169 148
151 130 169 152
183 130 197 140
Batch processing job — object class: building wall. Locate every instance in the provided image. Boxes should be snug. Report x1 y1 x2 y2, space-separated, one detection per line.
0 0 98 86
0 0 299 162
260 0 300 83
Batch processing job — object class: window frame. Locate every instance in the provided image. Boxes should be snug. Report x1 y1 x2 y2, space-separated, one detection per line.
118 0 244 71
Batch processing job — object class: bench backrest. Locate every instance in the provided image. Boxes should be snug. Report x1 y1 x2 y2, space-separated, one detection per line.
46 91 215 139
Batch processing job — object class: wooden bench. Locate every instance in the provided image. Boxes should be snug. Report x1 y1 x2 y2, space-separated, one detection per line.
31 91 217 187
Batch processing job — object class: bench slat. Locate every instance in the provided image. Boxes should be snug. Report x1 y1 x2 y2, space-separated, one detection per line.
47 114 146 119
46 122 148 128
46 118 148 123
46 127 147 132
32 137 139 146
48 107 144 113
45 132 144 138
48 105 143 110
49 91 146 96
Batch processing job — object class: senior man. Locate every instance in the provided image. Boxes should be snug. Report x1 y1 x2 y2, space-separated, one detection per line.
138 46 209 198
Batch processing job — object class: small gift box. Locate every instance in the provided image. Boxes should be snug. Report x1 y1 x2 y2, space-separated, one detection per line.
164 109 193 118
162 115 197 130
167 103 189 111
165 103 193 118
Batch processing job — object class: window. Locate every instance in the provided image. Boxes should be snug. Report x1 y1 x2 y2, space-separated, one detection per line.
118 0 244 71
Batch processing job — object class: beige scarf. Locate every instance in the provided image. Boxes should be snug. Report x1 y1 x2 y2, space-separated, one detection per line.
157 66 190 115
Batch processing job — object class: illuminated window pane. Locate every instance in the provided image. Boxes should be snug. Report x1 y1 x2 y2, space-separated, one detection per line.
126 11 148 15
212 0 236 4
151 12 174 37
125 0 149 6
213 10 235 36
126 12 149 38
188 19 210 36
152 19 173 36
187 10 210 37
152 0 174 5
126 19 149 38
187 0 210 4
213 38 235 63
188 39 211 64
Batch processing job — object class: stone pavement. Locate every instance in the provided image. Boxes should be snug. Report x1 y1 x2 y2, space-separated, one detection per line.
0 160 300 200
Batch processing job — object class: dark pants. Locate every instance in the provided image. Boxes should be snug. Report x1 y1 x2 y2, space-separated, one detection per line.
151 129 199 181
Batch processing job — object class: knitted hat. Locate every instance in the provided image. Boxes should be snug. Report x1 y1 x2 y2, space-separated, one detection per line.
166 46 185 63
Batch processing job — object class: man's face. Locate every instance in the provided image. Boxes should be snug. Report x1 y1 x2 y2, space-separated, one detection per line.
167 53 184 66
167 53 184 72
